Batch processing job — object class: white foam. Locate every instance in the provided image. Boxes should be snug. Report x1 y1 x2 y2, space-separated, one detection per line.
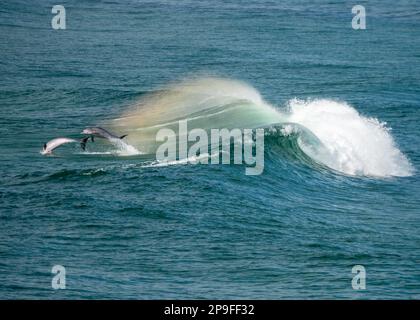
286 98 414 177
78 139 143 157
108 138 143 156
141 152 223 168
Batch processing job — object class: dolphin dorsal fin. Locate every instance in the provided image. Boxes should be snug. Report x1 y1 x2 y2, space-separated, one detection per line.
120 134 128 139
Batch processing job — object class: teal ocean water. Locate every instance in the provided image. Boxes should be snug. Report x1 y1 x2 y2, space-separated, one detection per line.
1 1 419 299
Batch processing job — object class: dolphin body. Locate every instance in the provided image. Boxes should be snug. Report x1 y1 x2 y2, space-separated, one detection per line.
41 137 89 155
81 127 127 142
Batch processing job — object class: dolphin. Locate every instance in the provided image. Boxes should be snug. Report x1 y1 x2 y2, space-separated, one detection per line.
41 137 89 155
81 127 127 142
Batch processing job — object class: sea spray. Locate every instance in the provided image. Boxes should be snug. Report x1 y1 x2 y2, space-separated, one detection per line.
107 77 282 153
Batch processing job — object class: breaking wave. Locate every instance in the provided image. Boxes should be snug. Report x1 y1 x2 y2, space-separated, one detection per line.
104 77 413 177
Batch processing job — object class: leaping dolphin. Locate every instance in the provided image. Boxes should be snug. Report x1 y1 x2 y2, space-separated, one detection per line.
41 137 89 155
81 127 127 142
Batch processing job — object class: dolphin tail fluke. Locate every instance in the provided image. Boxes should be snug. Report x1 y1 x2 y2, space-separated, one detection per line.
80 137 89 151
120 134 128 139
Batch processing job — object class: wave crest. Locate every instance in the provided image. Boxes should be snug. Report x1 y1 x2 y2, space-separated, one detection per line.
286 98 414 177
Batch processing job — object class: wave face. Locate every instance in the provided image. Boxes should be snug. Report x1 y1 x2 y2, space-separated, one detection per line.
108 77 413 177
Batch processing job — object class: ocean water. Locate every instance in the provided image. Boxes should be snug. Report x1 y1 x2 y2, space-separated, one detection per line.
1 0 419 299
